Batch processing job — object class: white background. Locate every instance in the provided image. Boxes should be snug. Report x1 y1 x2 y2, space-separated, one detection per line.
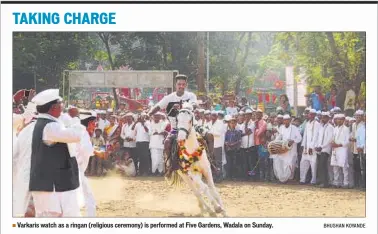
1 2 377 234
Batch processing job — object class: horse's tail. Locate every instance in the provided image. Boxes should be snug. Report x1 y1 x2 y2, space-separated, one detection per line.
165 170 184 188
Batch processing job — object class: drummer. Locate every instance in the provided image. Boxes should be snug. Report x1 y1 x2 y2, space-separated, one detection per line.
271 114 302 183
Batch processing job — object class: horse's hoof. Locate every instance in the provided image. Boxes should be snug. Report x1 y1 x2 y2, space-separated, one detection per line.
214 206 224 214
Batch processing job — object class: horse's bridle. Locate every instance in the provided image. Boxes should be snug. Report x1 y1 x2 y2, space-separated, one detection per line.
177 109 194 139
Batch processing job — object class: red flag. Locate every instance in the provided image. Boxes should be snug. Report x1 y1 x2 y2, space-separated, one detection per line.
272 94 277 103
265 93 270 103
258 92 263 103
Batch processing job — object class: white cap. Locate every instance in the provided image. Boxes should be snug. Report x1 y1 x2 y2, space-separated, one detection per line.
224 115 234 121
283 114 291 120
79 110 97 120
68 105 77 110
345 117 351 121
239 111 245 115
204 110 211 115
350 117 356 121
309 109 317 114
217 110 224 115
333 107 341 112
245 109 253 114
355 110 364 115
334 113 345 119
125 112 134 117
316 110 321 115
321 111 331 117
32 89 62 106
277 114 283 118
197 100 203 105
107 108 113 113
198 108 205 113
256 109 263 113
211 110 218 115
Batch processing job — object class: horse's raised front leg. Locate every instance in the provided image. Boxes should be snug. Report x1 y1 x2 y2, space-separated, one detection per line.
178 171 214 216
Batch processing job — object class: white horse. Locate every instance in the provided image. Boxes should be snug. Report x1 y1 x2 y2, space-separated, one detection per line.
167 103 227 217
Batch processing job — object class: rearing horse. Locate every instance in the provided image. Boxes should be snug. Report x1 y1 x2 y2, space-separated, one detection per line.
166 104 227 217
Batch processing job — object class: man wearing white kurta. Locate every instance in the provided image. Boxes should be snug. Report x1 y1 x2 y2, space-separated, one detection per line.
238 109 255 179
120 113 137 171
273 115 302 183
76 112 97 217
300 109 321 185
149 112 167 175
209 111 227 182
97 111 110 132
23 89 83 217
331 114 351 188
353 110 366 190
315 112 334 188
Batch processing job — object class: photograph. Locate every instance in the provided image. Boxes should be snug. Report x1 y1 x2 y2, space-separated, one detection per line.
12 31 366 218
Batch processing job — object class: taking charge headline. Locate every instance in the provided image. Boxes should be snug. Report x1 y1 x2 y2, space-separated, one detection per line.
12 12 116 25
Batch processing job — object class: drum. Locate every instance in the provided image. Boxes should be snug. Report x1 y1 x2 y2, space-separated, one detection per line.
268 140 292 155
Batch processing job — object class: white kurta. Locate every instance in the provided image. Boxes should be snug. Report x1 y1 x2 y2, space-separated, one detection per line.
273 125 302 182
330 125 350 168
300 120 321 184
149 121 165 173
75 130 96 217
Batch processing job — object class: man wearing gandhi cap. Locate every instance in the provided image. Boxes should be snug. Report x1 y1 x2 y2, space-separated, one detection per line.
350 110 366 189
59 105 79 127
13 89 83 217
271 114 302 183
314 111 334 188
300 109 321 185
330 113 351 188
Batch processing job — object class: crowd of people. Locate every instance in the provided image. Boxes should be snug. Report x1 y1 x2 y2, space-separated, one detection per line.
72 99 365 191
12 74 366 218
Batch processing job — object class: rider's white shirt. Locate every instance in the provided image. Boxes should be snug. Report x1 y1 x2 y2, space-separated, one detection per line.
157 91 197 129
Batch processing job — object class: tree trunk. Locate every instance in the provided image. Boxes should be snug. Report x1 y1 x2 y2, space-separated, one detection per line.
98 32 119 108
197 32 207 93
326 32 348 83
235 32 253 95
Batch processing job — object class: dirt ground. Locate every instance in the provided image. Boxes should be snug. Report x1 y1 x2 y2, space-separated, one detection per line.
87 174 365 218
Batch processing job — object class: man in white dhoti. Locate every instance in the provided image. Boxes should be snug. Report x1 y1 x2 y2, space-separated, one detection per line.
149 112 167 175
314 112 334 188
272 114 302 183
331 114 351 188
300 109 321 185
76 111 97 216
15 89 83 217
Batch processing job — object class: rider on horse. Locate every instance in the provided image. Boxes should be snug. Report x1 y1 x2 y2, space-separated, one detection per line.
148 74 198 176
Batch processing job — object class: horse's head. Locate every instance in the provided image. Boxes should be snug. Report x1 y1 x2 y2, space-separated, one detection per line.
177 105 194 141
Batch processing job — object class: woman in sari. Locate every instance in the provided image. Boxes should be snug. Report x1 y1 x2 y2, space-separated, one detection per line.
103 115 121 171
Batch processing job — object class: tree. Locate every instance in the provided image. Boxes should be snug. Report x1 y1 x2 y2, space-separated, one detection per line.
97 32 121 108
